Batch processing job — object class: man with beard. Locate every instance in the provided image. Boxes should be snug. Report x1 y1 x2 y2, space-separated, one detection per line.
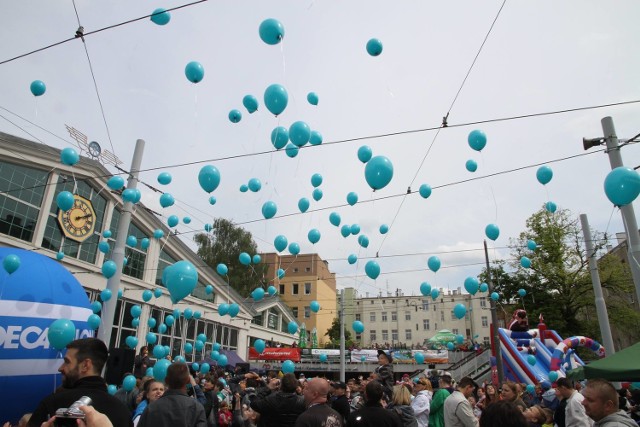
28 338 132 427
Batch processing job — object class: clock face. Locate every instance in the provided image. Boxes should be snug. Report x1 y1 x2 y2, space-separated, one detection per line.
88 141 101 157
57 195 97 243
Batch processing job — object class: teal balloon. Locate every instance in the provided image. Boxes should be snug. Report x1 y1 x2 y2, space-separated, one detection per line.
379 224 389 234
277 268 285 279
456 335 465 344
228 109 242 123
465 160 478 172
464 277 479 295
56 251 65 261
194 311 202 319
107 176 125 190
122 188 141 204
485 224 500 241
204 284 214 296
479 283 488 292
262 201 278 219
209 196 217 205
340 225 351 238
364 156 394 190
192 363 199 372
162 260 198 304
427 256 441 273
200 362 210 374
48 319 76 350
198 165 221 193
150 8 171 25
142 290 153 302
311 173 323 187
154 288 163 298
87 314 101 330
310 300 320 312
153 229 164 239
604 167 640 206
357 235 369 248
319 354 328 362
146 332 157 345
281 360 295 374
352 320 365 334
419 184 432 199
365 260 380 280
520 256 531 268
358 145 372 163
271 126 289 149
102 230 112 238
168 215 179 228
91 301 102 314
267 285 277 296
468 130 487 152
60 148 79 166
243 95 259 113
490 292 499 301
347 192 358 206
545 201 557 213
366 38 383 56
518 288 527 297
447 342 455 350
288 321 298 334
254 339 266 353
157 172 172 185
173 309 181 318
309 130 323 146
248 178 262 192
239 252 251 266
148 318 157 328
204 224 213 232
3 254 21 274
131 305 142 318
141 238 150 250
183 308 193 320
264 84 288 116
350 224 361 235
132 317 139 327
30 80 46 96
308 229 321 244
252 287 265 301
274 235 288 252
107 385 117 395
182 217 191 225
164 315 174 327
218 303 229 316
329 212 341 227
415 353 425 364
259 18 285 45
348 254 357 265
126 235 138 247
288 242 300 255
420 282 431 296
289 121 311 147
102 260 117 278
431 288 440 300
228 303 240 318
527 240 537 251
56 191 74 211
312 188 323 201
549 371 559 382
153 359 171 382
298 198 310 213
285 143 299 158
536 165 553 185
527 354 536 366
100 289 112 302
185 61 204 83
453 303 467 319
307 92 318 105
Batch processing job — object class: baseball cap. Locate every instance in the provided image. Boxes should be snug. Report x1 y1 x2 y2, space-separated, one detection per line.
377 349 393 362
332 381 347 389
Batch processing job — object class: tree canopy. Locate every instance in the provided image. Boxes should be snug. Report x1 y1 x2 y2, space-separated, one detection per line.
194 218 267 297
324 317 354 348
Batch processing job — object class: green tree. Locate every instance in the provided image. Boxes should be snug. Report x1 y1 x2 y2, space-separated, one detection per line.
194 218 267 297
324 317 355 348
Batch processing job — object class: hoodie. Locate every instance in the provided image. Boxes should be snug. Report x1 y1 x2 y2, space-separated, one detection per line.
593 410 637 427
388 404 418 427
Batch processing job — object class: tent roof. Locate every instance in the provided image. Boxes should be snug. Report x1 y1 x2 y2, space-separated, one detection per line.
566 341 640 382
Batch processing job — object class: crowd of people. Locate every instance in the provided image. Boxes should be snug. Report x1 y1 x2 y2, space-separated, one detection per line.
5 339 640 427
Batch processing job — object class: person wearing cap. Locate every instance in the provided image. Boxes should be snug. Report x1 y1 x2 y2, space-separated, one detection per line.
331 382 351 423
371 350 394 403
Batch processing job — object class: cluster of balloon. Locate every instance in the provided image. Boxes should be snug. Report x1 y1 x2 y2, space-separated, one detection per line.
60 147 80 166
419 184 432 199
453 304 467 319
264 84 288 116
485 224 500 241
162 260 198 304
185 61 204 83
198 165 221 193
352 320 365 334
420 282 431 296
366 38 383 56
604 167 640 206
30 80 46 97
150 8 170 25
427 256 441 273
365 260 380 280
365 156 394 190
464 277 479 295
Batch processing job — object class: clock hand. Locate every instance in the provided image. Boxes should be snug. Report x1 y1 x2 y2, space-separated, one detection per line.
74 214 93 220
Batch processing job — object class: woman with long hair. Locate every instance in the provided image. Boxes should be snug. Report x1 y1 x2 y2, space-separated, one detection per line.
477 384 499 411
411 378 432 427
389 384 418 427
133 379 165 426
500 382 527 412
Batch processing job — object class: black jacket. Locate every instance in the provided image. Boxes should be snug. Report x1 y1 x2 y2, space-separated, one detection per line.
28 376 132 427
331 395 351 422
250 391 306 427
138 389 206 427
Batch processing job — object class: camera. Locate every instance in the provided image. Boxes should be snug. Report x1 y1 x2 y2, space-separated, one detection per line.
55 396 92 427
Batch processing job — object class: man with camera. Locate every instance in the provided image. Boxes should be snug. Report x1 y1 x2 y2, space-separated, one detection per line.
28 338 132 427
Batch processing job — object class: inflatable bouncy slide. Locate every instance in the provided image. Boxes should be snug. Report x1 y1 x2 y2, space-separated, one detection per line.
494 310 606 385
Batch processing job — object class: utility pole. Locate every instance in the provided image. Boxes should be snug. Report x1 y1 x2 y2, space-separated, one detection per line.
339 289 345 382
484 240 504 383
97 139 145 347
580 214 616 356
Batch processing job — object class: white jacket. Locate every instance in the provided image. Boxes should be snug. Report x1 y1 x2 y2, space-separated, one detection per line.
411 390 432 427
566 391 593 427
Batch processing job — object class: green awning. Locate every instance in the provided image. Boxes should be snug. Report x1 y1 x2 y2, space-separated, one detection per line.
566 341 640 382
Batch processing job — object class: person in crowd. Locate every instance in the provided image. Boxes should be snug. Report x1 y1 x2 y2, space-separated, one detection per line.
443 376 479 427
250 373 306 427
350 380 367 413
555 388 569 427
411 378 432 427
133 379 165 427
295 378 343 427
479 400 528 427
202 376 222 427
138 362 206 427
508 309 530 332
467 396 481 419
476 384 498 411
371 350 395 403
501 382 527 413
523 405 547 427
115 373 140 415
540 407 554 427
217 401 232 427
29 338 132 427
581 379 637 427
387 384 417 427
428 375 451 427
2 413 30 427
331 382 351 423
133 346 150 379
556 378 593 427
41 406 115 427
347 381 402 427
617 389 631 412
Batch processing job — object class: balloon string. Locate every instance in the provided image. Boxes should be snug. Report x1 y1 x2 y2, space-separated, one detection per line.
280 38 287 83
35 97 39 118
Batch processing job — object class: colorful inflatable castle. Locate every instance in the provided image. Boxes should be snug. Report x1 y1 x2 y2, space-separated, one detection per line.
494 311 605 385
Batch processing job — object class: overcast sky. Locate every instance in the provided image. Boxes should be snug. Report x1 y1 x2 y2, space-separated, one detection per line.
1 1 639 301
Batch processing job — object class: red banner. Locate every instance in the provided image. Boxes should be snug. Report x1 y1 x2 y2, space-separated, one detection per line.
248 347 301 362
